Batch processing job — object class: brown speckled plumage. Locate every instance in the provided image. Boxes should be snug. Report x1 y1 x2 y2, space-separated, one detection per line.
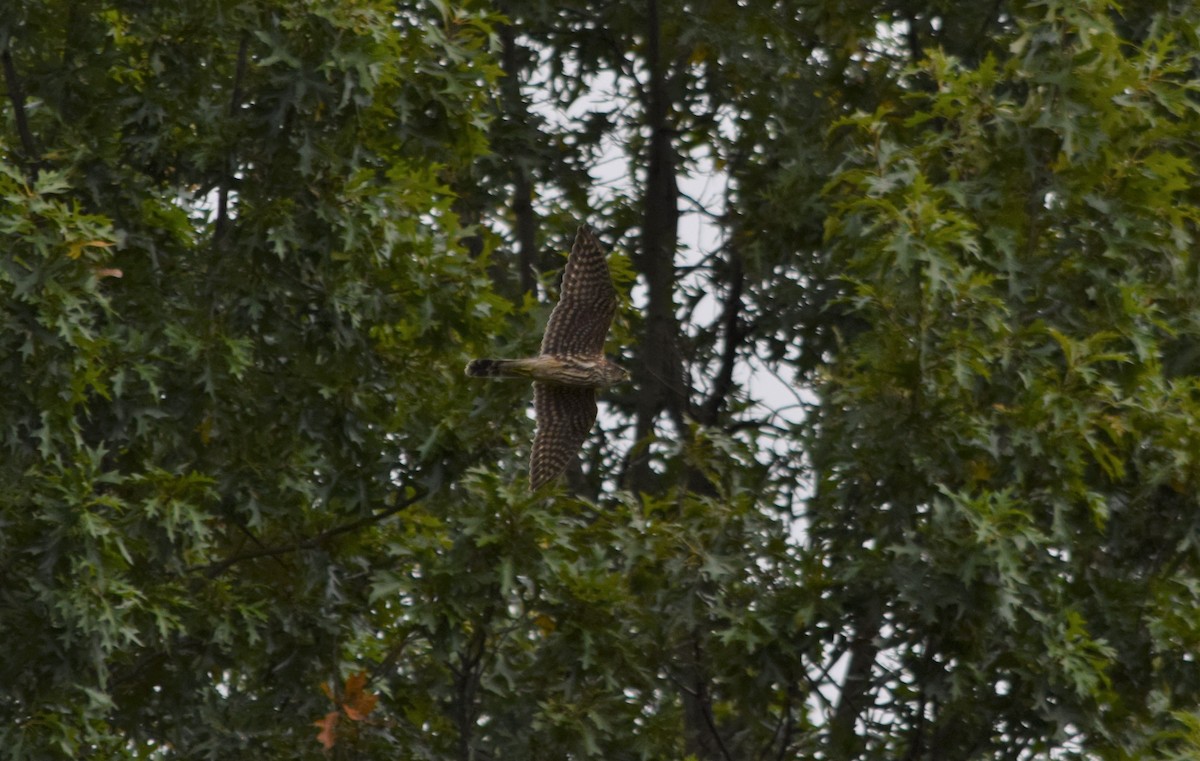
530 383 598 490
465 225 628 489
540 226 617 357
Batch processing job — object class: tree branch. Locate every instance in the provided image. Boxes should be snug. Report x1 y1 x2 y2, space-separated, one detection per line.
697 242 746 426
688 633 735 761
2 45 39 177
829 598 882 760
215 33 249 244
627 0 689 493
759 682 795 761
496 12 538 296
454 613 491 761
197 485 428 578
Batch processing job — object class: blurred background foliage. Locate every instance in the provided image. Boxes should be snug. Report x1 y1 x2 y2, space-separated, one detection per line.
3 0 1200 758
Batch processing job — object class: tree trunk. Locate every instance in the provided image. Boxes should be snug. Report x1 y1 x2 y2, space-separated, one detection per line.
497 15 538 296
829 599 882 760
627 0 688 494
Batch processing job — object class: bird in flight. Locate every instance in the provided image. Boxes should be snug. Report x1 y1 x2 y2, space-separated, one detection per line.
466 225 629 489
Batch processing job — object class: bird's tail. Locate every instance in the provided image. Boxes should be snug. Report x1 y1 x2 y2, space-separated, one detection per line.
465 358 527 378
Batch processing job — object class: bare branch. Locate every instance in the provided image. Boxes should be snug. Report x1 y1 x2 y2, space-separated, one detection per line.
198 485 429 578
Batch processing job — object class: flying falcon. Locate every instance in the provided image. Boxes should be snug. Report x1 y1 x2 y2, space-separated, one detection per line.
465 225 629 489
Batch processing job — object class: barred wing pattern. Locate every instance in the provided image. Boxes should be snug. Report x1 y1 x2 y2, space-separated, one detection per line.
530 383 598 490
528 225 620 488
465 224 622 490
539 225 618 357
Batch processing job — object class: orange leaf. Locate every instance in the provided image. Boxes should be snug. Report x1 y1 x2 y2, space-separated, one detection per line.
343 671 368 701
93 267 123 279
344 690 378 721
341 670 378 721
314 711 339 750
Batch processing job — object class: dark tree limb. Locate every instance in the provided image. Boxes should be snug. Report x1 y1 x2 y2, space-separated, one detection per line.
692 637 735 761
829 598 882 759
671 633 734 761
773 684 797 761
497 14 538 296
215 33 249 244
628 0 689 493
452 616 490 761
697 241 746 426
2 45 39 177
197 485 428 578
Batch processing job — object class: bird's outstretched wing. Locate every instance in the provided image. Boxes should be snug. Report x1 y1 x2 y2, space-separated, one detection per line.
539 225 618 357
530 383 598 489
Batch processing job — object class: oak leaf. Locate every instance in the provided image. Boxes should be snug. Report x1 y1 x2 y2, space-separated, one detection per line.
314 711 338 751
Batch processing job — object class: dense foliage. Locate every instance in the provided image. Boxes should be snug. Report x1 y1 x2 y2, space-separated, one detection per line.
3 1 1200 759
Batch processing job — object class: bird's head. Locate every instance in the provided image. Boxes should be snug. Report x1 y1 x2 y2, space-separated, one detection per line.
600 360 631 386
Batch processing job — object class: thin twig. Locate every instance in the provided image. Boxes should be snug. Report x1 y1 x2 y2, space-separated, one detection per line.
199 485 429 578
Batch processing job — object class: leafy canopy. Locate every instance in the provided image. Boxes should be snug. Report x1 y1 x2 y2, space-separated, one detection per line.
4 0 1200 759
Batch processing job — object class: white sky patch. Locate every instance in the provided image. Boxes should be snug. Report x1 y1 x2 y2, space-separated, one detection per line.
507 36 820 512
